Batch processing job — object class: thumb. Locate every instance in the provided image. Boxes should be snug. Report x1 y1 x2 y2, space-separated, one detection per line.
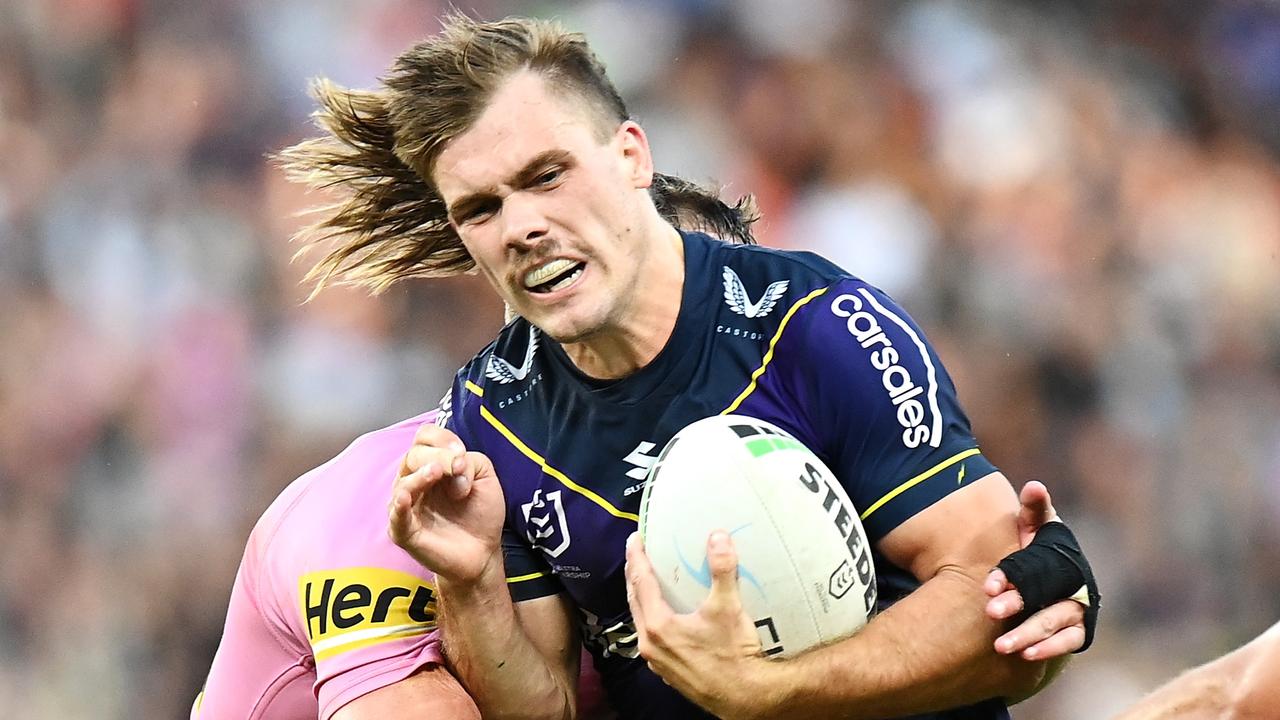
1018 480 1058 530
703 530 742 616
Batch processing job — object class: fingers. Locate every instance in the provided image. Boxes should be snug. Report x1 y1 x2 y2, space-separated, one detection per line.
984 568 1011 598
985 588 1024 621
447 451 497 498
702 530 743 618
625 533 673 635
412 422 466 452
402 444 467 481
1017 625 1086 661
994 599 1086 657
388 460 449 544
399 424 467 478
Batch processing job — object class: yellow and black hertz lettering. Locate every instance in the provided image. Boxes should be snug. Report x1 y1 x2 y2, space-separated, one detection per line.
299 568 437 661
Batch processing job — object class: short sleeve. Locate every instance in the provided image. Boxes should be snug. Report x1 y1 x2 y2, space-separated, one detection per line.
780 279 998 540
305 565 446 719
280 415 449 719
501 525 565 601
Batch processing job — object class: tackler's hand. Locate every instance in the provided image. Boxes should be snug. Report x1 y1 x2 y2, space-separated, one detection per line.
388 423 506 586
985 481 1100 660
625 531 772 720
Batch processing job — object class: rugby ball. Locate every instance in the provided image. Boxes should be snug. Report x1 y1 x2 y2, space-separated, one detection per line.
637 415 876 658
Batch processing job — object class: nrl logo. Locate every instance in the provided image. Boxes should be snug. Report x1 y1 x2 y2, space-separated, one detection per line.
522 488 571 557
485 326 539 385
723 266 789 319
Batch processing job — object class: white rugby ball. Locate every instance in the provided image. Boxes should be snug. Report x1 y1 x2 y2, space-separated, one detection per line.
638 414 877 658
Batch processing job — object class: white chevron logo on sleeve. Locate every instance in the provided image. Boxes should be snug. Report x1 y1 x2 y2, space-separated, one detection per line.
485 326 539 384
723 266 789 319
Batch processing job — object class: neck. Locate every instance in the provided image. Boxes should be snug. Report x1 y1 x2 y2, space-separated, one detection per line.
561 220 685 380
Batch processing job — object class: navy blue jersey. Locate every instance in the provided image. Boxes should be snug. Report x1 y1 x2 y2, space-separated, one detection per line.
440 232 1008 720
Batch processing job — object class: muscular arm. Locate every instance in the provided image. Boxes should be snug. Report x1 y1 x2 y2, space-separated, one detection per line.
437 559 580 720
388 422 579 720
1111 621 1280 720
748 472 1047 718
631 471 1054 720
333 664 480 719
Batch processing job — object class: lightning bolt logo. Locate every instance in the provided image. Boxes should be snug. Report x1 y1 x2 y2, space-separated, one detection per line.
957 463 967 486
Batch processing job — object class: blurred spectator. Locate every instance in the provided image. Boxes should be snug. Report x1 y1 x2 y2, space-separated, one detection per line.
1 1 1277 717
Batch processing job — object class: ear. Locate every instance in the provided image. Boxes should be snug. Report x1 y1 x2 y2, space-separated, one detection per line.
614 120 655 190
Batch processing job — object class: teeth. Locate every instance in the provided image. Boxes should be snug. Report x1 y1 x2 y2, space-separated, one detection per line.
547 266 583 292
524 259 578 289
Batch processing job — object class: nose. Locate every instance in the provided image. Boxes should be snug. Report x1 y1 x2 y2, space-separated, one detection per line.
501 191 550 251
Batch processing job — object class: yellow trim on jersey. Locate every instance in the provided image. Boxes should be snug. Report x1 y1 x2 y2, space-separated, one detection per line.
859 448 982 520
507 570 550 584
191 691 204 718
478 405 640 522
465 380 484 397
721 287 830 414
314 625 434 662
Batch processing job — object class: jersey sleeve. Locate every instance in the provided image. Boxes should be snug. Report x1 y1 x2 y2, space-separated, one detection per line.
301 562 445 719
194 540 316 720
501 525 564 601
271 414 449 719
781 278 999 541
442 372 564 603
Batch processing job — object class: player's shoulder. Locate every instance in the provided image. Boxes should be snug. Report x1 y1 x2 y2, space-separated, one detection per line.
444 316 541 414
231 409 441 660
250 410 438 561
699 237 898 338
706 235 855 293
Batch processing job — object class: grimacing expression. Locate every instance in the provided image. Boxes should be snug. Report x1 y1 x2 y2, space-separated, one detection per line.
431 71 657 344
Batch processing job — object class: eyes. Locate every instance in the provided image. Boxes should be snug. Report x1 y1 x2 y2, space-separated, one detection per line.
458 198 501 224
532 167 562 187
456 165 566 226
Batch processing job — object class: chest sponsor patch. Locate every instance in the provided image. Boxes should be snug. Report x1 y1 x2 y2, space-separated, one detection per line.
299 567 437 661
829 289 942 449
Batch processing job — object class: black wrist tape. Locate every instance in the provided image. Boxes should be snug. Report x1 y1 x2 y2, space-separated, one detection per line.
996 521 1101 653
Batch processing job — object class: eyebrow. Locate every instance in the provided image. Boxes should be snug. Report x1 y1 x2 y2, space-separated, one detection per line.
447 149 574 221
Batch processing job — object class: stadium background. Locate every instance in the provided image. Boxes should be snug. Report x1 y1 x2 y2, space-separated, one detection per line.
2 0 1278 717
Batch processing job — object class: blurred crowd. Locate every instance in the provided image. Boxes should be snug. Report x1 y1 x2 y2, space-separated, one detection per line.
1 0 1278 717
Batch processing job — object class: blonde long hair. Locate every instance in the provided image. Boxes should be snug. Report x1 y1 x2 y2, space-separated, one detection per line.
276 14 756 297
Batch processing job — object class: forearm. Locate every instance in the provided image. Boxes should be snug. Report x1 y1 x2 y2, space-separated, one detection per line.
438 560 575 720
756 567 1045 719
1112 621 1280 720
1110 665 1236 720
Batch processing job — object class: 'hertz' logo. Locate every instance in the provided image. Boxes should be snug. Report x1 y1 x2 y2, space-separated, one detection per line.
299 568 437 661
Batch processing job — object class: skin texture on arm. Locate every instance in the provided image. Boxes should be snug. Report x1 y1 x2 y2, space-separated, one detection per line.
1110 621 1280 720
389 423 579 720
627 471 1054 720
438 575 581 720
331 664 481 720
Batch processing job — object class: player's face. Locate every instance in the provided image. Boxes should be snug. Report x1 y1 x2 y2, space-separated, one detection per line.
433 72 657 343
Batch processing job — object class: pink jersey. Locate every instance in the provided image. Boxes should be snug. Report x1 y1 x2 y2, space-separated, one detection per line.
193 411 445 719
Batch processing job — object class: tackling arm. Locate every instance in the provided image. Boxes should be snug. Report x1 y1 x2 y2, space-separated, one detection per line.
437 567 581 720
1111 620 1280 720
388 420 580 720
332 665 481 719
